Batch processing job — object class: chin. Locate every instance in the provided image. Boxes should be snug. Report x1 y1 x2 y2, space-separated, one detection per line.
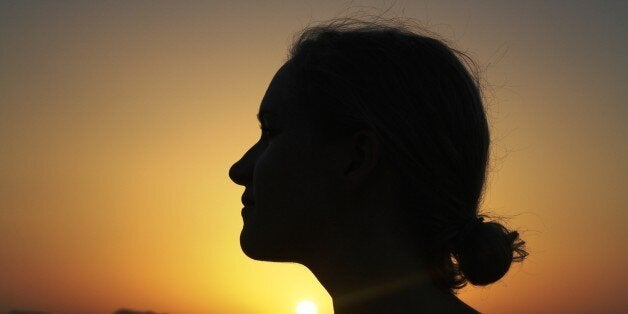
240 229 282 262
240 228 301 263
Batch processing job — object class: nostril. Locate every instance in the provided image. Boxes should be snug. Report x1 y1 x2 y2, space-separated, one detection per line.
229 162 239 183
228 162 241 184
229 146 256 185
229 160 251 186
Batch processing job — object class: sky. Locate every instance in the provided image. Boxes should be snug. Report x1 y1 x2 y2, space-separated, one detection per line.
0 0 626 313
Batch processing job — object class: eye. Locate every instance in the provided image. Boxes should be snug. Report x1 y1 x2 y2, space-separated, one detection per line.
260 125 278 139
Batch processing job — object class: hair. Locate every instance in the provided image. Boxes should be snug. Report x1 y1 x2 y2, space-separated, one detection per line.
286 18 528 294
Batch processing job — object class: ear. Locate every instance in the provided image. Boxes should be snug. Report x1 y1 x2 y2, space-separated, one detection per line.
343 129 381 189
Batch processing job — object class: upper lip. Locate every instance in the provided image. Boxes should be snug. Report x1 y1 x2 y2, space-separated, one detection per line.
241 193 255 206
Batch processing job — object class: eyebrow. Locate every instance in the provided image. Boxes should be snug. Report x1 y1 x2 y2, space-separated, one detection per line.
256 110 273 123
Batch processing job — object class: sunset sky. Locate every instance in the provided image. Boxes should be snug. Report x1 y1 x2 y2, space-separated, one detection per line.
1 1 626 313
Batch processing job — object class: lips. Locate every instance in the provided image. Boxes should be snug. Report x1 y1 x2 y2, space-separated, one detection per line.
241 192 255 207
242 205 254 218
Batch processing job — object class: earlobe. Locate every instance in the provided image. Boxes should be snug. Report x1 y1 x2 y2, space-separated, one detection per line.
343 129 381 187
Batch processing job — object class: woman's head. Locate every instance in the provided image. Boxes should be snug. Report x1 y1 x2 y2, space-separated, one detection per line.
229 19 527 294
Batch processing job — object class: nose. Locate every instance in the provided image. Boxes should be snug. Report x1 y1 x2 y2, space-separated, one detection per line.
229 144 257 186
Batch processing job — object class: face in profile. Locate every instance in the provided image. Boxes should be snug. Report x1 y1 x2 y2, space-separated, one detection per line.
229 62 348 263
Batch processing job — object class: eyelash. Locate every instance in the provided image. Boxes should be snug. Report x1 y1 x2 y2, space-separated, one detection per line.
260 126 277 138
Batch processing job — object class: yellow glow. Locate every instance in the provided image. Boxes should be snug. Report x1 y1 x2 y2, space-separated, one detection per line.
0 2 625 314
296 300 318 314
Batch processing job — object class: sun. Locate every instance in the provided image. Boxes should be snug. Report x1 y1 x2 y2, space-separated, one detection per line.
296 299 318 314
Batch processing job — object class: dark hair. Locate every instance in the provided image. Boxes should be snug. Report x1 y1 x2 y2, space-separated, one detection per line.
286 19 528 294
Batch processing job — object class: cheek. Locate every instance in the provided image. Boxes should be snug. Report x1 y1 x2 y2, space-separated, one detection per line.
241 141 313 260
254 139 318 218
248 137 340 247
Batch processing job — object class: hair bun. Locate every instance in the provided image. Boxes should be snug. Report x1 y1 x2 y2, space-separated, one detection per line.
452 219 528 286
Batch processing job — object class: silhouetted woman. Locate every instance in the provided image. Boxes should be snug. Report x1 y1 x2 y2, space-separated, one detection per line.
229 20 528 314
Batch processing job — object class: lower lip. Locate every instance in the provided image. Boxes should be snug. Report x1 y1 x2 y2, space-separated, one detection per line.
242 206 255 218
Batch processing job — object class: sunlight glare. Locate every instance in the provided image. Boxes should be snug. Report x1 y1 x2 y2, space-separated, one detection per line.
296 299 318 314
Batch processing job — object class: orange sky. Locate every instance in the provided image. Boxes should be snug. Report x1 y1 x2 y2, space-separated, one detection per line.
1 1 626 313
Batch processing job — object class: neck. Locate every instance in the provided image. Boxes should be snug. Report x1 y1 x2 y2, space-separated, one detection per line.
329 270 438 313
302 228 470 313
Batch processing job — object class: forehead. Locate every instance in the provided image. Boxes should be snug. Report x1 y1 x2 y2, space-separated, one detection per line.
258 62 301 121
257 62 348 141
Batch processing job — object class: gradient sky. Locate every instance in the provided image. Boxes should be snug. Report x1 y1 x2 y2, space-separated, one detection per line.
1 1 626 313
